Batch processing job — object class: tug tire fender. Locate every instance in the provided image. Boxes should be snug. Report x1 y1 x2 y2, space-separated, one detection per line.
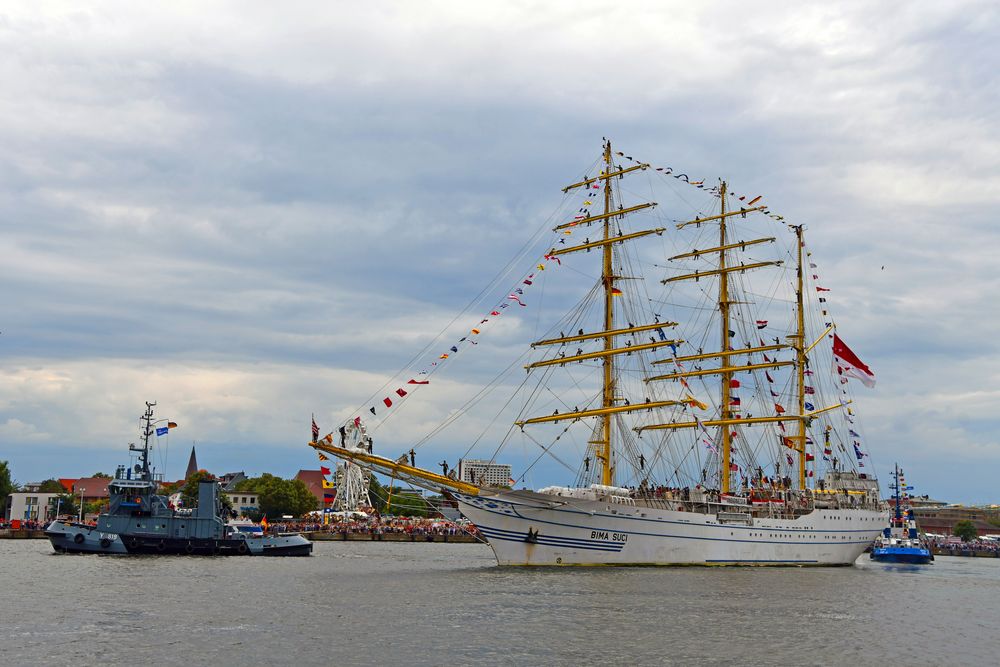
73 533 85 544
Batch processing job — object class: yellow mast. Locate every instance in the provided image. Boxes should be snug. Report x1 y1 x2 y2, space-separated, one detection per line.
794 225 808 489
718 182 733 494
599 141 615 486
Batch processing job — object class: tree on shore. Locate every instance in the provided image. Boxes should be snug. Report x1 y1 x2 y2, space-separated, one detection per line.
51 493 78 518
233 474 315 518
953 520 978 542
368 476 387 512
38 479 67 493
0 461 17 516
367 477 431 517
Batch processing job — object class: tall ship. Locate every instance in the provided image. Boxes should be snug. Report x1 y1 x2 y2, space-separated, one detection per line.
46 402 312 556
311 141 886 565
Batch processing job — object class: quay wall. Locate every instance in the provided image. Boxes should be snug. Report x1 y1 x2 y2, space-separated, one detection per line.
0 528 478 543
304 531 478 543
0 529 47 539
931 546 1000 559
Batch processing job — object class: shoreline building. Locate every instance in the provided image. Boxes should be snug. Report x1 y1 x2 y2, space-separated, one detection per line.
294 469 327 510
456 459 512 488
912 505 1000 537
72 477 112 505
224 492 260 516
4 492 63 523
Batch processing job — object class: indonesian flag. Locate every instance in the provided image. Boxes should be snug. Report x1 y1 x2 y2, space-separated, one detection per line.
832 334 876 388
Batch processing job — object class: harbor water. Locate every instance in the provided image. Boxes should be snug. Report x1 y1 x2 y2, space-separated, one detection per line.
1 539 998 666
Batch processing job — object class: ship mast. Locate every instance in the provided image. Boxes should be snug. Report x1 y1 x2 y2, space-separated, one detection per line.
718 182 733 494
599 141 616 486
515 141 680 485
640 186 792 495
794 225 808 489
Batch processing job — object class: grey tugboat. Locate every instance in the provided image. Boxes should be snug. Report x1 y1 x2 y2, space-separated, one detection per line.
45 402 312 556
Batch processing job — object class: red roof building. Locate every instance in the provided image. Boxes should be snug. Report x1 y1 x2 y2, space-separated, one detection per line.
72 477 112 502
294 470 326 509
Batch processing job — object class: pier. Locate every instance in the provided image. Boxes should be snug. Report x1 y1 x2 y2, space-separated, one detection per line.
930 546 1000 559
0 529 47 539
306 530 478 543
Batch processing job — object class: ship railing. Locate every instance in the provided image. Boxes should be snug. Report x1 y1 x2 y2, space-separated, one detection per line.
634 496 687 512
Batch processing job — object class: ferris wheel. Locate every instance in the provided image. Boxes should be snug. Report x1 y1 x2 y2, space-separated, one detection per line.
332 419 373 512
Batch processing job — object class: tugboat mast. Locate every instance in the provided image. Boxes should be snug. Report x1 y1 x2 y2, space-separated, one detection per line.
893 463 903 524
129 401 156 481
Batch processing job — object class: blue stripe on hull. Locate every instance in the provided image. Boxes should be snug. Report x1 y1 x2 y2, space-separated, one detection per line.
478 526 625 552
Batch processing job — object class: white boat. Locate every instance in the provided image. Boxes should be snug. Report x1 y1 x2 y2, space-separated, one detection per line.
311 140 886 565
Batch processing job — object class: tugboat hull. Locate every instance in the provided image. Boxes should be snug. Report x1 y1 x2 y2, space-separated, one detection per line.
45 521 312 556
870 546 933 564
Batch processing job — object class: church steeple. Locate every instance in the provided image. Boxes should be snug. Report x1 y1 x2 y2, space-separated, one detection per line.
185 445 198 480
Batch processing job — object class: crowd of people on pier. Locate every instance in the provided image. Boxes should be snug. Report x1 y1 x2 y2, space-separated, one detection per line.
247 515 480 538
926 536 1000 553
0 519 46 530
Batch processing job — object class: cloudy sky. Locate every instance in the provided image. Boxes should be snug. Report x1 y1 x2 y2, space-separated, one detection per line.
1 1 997 503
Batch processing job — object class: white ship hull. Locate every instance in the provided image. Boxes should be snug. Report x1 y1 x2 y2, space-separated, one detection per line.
457 491 886 566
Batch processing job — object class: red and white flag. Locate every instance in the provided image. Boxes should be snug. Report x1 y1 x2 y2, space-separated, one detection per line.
832 334 876 388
